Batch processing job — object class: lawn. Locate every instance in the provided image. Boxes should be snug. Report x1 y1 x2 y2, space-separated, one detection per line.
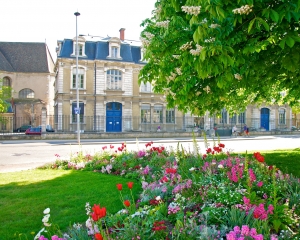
0 143 299 239
0 170 141 239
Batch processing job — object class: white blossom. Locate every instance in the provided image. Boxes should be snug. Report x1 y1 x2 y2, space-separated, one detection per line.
232 5 253 15
210 24 221 28
175 68 182 75
181 6 201 16
204 38 215 43
234 73 243 80
156 20 170 28
180 41 193 51
203 86 211 93
43 208 50 214
144 32 155 40
190 44 204 56
189 167 195 171
172 55 180 59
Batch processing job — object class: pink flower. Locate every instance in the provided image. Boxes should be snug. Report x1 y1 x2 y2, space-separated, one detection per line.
257 181 263 187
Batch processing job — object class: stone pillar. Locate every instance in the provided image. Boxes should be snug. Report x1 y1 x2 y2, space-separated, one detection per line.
41 107 47 132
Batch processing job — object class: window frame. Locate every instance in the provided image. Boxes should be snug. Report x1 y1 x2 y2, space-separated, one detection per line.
72 102 84 123
153 105 163 123
279 108 286 125
72 66 86 89
106 69 122 90
141 104 151 123
19 88 34 99
166 108 175 123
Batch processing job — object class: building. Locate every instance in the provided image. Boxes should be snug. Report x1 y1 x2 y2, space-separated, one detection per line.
0 42 55 132
54 29 191 133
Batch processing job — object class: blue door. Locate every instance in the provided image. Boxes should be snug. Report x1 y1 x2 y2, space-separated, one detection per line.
260 108 270 131
106 102 122 132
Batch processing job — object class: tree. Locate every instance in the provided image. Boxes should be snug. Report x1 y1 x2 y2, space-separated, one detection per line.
139 0 300 115
0 78 12 113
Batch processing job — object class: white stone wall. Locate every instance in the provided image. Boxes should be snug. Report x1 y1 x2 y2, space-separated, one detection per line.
123 68 133 96
96 67 105 94
57 66 64 93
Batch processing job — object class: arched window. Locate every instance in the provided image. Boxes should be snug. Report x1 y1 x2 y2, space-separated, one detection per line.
3 77 11 87
153 105 163 123
107 69 122 90
19 88 34 99
141 104 150 123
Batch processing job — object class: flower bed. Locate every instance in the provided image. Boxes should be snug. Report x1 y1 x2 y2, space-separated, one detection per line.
36 140 300 239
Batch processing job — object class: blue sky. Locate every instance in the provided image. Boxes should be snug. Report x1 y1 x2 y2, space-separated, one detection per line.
1 0 156 60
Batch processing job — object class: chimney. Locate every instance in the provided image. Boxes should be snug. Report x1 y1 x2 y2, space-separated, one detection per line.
119 28 125 41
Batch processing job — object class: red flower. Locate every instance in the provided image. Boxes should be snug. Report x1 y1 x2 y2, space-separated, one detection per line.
102 146 107 150
91 204 106 220
94 233 103 240
116 183 123 191
218 143 225 148
124 200 130 207
165 168 177 174
254 152 265 163
127 182 134 189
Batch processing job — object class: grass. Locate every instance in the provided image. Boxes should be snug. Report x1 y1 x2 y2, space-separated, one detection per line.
0 148 299 239
243 148 300 177
0 170 141 240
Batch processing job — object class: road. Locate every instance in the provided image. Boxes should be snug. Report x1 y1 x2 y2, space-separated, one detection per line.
0 135 299 173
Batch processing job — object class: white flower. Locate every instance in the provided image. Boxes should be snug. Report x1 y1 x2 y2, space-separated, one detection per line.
232 5 253 15
218 164 224 169
43 208 50 214
34 227 45 240
155 196 161 201
155 20 170 28
43 222 52 227
189 167 195 171
234 73 243 80
181 6 201 16
42 215 50 223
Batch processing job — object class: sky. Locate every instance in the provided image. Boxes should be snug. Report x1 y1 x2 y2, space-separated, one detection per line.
1 0 157 61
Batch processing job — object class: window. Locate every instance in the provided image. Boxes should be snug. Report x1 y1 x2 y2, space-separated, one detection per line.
78 44 83 56
166 109 175 123
3 77 11 87
107 69 122 90
107 37 121 59
72 36 86 57
238 112 245 124
141 104 151 123
111 47 118 58
140 81 152 92
220 108 227 124
72 102 84 123
153 105 163 123
229 114 237 124
19 88 34 99
72 67 85 89
279 108 286 124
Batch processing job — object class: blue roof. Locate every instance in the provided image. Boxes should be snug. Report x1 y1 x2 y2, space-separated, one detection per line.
58 39 144 64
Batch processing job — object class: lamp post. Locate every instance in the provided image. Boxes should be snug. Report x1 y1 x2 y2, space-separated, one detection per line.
74 11 80 144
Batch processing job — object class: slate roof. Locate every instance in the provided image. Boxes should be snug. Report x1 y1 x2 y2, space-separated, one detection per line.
0 42 51 73
58 39 144 64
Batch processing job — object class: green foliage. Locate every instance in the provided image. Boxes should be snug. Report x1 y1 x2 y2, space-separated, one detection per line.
140 0 300 115
0 78 12 114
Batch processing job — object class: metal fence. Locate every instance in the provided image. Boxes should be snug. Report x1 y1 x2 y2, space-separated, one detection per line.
0 115 295 134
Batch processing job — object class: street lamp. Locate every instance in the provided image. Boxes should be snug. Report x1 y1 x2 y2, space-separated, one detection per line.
74 11 80 144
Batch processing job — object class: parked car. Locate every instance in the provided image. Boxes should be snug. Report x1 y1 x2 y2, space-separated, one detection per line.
15 125 31 132
38 125 55 132
25 127 42 135
46 125 55 132
291 126 299 131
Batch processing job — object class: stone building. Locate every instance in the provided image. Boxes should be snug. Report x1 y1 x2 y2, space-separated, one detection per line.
0 42 55 131
54 29 192 133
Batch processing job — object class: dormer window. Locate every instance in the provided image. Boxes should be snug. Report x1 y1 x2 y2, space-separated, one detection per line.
71 36 87 57
111 47 118 58
107 37 122 59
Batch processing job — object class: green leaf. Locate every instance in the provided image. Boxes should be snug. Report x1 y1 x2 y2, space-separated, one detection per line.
270 9 279 23
257 17 269 31
286 36 295 48
248 18 256 33
279 39 286 49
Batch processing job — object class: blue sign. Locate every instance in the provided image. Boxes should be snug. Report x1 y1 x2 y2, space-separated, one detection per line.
74 107 80 114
